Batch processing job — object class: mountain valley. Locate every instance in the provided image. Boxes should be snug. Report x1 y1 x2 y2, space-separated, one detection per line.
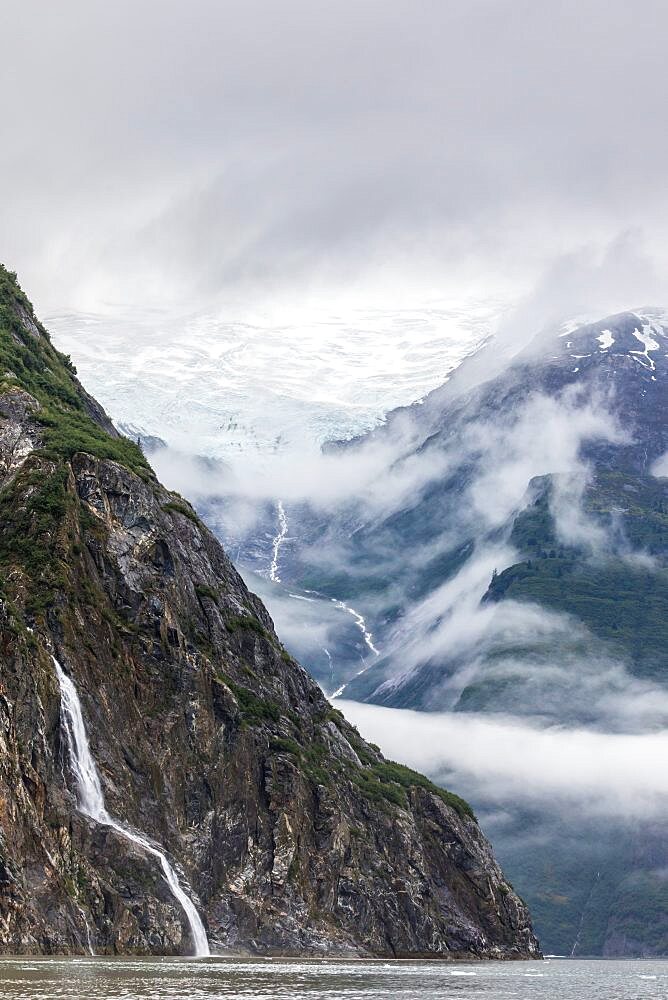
0 266 539 959
219 310 668 956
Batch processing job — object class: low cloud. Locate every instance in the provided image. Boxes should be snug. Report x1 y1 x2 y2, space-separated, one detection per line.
463 386 628 536
339 701 668 821
152 378 654 731
652 451 668 478
152 382 627 531
150 409 441 517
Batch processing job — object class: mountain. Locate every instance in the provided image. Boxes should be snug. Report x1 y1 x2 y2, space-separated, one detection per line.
266 310 668 955
334 311 668 712
0 266 538 958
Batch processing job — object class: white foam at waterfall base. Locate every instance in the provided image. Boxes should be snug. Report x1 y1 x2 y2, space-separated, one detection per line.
53 657 210 957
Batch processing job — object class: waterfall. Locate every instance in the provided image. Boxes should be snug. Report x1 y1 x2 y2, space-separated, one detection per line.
330 599 379 656
269 500 288 583
75 903 95 956
570 870 601 958
53 657 210 958
328 599 380 699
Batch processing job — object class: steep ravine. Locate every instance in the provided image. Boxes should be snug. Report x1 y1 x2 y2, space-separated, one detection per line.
0 266 539 958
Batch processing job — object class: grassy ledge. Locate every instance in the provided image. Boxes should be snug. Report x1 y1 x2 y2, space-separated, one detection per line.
0 265 149 477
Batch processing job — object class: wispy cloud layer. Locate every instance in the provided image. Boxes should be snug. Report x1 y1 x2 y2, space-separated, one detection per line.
340 701 668 820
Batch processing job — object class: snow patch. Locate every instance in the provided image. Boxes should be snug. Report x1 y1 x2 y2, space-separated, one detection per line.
629 324 661 371
597 330 614 350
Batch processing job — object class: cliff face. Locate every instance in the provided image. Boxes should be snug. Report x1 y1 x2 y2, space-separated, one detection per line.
0 267 539 958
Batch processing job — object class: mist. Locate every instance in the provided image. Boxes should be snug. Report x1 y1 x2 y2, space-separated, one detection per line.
339 701 668 821
145 368 668 735
151 383 627 521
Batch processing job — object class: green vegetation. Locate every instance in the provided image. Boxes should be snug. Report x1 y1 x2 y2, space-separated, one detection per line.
368 759 475 818
348 763 406 808
486 473 668 680
36 406 150 475
269 711 475 817
0 464 70 613
269 736 303 756
194 583 219 603
78 502 105 536
225 614 269 638
300 739 333 786
216 673 282 724
346 755 475 817
322 706 345 725
344 726 475 816
162 500 199 524
0 265 149 477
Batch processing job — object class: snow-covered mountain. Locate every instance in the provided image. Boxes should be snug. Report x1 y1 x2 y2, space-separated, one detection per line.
267 309 668 701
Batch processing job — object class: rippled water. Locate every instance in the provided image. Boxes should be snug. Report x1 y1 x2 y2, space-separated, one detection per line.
0 957 666 1000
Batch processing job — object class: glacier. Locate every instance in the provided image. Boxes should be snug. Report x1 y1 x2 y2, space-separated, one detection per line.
46 299 500 464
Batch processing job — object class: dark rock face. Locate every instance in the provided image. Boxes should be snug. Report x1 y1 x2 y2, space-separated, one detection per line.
0 267 538 958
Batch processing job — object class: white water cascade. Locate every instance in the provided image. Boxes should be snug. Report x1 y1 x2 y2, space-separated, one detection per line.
53 657 210 958
269 500 288 583
328 598 381 698
331 599 379 657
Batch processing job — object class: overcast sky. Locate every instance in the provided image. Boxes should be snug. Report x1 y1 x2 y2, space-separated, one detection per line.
2 0 668 324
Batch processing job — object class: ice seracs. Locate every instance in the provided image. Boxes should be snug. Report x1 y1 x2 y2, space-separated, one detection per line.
48 299 497 467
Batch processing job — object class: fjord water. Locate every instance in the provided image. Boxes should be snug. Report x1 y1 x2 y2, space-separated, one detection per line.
0 958 665 999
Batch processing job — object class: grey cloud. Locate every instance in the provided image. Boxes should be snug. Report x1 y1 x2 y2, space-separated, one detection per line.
652 452 668 477
3 1 668 320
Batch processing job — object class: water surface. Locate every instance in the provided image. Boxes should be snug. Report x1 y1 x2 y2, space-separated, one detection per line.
0 957 666 1000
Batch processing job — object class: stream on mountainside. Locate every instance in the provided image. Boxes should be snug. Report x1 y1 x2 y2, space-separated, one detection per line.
266 500 380 697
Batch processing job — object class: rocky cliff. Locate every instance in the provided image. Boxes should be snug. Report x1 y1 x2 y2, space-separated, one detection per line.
0 267 539 958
